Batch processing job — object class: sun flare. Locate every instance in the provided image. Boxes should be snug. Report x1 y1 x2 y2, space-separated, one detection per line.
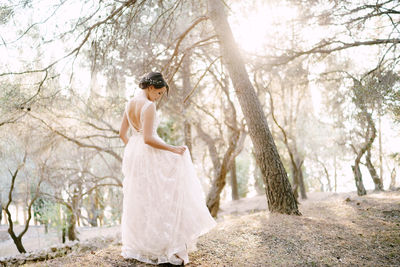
230 2 298 53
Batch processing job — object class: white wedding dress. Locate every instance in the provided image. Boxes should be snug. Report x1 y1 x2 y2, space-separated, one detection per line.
121 91 217 265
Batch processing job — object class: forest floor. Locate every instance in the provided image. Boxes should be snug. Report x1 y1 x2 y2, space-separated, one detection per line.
10 190 400 266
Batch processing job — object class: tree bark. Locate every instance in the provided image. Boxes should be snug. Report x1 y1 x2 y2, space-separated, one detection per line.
352 163 366 196
207 0 300 215
229 159 239 200
67 208 78 241
366 148 383 191
67 188 79 241
62 227 66 243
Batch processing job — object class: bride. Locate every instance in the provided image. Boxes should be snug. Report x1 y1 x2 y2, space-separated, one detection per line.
119 72 217 265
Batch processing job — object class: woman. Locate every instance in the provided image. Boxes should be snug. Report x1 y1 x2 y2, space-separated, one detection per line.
119 72 217 265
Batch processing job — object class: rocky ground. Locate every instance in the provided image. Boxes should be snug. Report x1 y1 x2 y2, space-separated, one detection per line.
1 190 399 266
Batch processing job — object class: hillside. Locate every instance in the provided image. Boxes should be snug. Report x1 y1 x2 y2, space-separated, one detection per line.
3 191 399 266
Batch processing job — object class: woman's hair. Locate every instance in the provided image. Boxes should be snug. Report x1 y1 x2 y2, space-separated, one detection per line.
139 72 169 95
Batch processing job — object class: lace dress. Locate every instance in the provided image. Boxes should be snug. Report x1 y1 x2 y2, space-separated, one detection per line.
121 96 217 265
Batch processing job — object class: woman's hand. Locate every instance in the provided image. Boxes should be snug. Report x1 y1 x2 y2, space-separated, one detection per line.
170 145 187 155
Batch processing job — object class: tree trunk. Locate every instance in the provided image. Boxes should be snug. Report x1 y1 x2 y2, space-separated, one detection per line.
291 167 299 201
62 227 66 243
23 201 27 225
184 121 192 157
366 148 383 191
67 189 79 241
316 175 324 192
89 42 99 100
352 163 367 196
230 159 239 200
298 165 307 199
289 155 305 202
95 189 101 227
88 192 98 227
182 55 193 158
389 168 396 190
334 154 337 192
378 110 383 187
196 123 239 217
67 211 77 241
351 100 375 196
96 188 104 227
67 209 78 241
294 156 307 200
12 236 26 253
6 215 27 253
207 0 300 215
318 160 332 192
4 160 39 254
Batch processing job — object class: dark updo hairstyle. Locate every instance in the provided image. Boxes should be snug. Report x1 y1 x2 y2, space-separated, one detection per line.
139 72 169 96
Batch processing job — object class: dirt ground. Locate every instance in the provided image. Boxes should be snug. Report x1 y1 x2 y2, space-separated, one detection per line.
21 190 400 266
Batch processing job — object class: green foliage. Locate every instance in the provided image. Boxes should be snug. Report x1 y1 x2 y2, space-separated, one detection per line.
33 196 63 229
236 154 250 198
157 118 183 146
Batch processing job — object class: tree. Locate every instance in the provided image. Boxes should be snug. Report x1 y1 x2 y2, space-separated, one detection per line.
207 0 300 215
255 61 312 201
188 65 246 216
3 153 43 253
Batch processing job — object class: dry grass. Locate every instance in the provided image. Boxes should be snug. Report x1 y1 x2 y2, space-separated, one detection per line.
23 191 400 267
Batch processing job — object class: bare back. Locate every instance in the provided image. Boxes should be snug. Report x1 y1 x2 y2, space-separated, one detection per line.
125 97 151 132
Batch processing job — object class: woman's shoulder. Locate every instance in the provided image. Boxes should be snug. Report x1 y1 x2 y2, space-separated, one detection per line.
141 100 155 114
126 97 148 106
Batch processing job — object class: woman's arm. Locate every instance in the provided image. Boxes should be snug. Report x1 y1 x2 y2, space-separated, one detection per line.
142 103 175 152
119 111 130 145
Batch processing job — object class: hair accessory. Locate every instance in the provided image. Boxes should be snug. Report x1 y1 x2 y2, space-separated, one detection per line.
144 77 165 87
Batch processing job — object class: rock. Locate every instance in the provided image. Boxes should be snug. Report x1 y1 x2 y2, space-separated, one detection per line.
0 238 109 265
